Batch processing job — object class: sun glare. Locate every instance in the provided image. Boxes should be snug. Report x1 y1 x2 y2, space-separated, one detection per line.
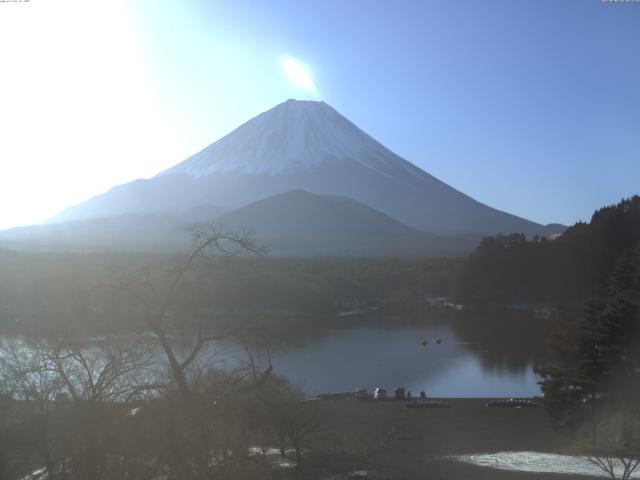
282 58 318 96
0 0 181 229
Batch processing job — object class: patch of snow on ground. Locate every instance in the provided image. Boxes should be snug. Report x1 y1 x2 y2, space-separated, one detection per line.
455 451 640 478
248 446 297 468
21 467 47 480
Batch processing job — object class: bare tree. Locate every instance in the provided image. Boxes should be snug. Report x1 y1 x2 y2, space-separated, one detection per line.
100 223 271 479
1 225 290 480
1 335 159 480
586 408 640 480
108 223 263 398
341 426 395 478
2 338 66 480
0 367 15 480
255 379 326 472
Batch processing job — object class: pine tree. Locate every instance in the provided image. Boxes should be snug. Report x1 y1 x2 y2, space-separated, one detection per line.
535 243 640 433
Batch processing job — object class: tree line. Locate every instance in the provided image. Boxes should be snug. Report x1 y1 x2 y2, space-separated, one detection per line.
536 241 640 479
454 196 640 478
453 196 640 305
0 246 458 335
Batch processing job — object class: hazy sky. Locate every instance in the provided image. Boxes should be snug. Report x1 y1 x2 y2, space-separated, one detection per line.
0 0 638 229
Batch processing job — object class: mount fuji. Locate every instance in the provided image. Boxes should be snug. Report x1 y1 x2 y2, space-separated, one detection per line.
50 99 561 238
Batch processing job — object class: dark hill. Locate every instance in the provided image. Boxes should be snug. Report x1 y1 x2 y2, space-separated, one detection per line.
215 190 479 256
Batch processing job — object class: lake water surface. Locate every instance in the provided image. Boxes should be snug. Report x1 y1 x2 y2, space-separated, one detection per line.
267 319 548 397
1 314 551 398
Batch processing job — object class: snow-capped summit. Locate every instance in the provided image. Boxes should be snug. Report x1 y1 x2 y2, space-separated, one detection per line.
50 99 563 237
159 99 422 178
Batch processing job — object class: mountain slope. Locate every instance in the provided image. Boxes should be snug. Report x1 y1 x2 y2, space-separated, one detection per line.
0 213 191 251
1 191 478 256
1 203 229 252
52 99 562 236
214 190 478 256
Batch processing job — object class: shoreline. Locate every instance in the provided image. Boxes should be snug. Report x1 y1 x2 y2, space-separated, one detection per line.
296 398 593 479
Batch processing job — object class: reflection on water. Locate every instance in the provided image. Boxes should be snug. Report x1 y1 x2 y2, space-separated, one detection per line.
269 322 545 397
0 312 552 398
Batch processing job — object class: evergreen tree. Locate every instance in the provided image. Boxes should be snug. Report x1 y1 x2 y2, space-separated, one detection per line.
455 195 640 304
535 243 640 434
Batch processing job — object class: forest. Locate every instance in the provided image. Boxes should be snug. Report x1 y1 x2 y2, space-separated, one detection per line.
453 196 640 306
0 249 457 336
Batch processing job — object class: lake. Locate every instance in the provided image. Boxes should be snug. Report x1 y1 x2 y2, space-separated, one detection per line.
265 316 550 398
1 313 551 398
